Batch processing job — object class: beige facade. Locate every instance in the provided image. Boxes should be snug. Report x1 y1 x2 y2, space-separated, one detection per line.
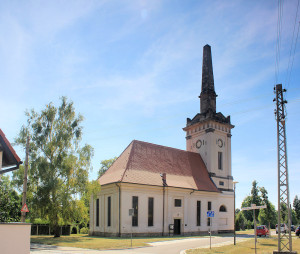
90 183 234 236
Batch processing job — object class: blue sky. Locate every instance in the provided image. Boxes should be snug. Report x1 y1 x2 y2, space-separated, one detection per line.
1 0 299 209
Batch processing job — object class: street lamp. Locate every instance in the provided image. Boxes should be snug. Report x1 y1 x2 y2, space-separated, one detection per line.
233 181 239 245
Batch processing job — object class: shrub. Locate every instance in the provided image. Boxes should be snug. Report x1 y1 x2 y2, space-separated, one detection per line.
80 227 89 234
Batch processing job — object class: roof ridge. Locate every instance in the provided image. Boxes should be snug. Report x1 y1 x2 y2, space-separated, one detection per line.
120 140 135 182
132 139 197 154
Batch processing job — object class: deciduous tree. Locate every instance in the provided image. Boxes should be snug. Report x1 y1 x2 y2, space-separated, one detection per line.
15 97 93 237
98 157 117 178
0 176 21 222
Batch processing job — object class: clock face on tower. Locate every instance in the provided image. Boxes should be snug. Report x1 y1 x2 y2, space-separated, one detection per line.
217 138 223 148
196 139 202 149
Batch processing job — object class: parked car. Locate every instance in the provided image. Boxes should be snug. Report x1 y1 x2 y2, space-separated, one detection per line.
291 225 295 232
296 225 300 237
256 225 269 237
276 224 289 234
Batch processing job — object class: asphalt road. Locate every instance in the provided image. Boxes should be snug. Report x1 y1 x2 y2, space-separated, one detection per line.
30 235 250 254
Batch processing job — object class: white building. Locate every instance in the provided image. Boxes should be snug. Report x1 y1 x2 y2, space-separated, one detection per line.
90 45 235 237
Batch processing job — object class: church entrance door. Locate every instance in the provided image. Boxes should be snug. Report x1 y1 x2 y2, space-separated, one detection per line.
174 219 181 235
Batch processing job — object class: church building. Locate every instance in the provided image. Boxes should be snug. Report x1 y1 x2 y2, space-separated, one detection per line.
90 45 235 236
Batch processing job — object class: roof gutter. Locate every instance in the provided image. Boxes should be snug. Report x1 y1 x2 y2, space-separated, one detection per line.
0 162 22 175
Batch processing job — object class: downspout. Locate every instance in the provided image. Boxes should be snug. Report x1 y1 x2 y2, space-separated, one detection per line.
115 183 121 237
162 184 165 236
161 173 167 236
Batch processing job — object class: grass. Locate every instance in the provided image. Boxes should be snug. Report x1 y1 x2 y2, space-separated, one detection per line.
31 231 300 252
186 235 300 254
31 234 193 250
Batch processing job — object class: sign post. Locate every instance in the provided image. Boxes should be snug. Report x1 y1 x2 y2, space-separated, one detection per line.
241 204 266 254
207 211 214 249
129 208 134 248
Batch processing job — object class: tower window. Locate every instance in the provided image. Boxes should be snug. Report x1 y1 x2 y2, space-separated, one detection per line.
218 152 223 170
219 205 227 212
175 199 182 207
219 181 224 186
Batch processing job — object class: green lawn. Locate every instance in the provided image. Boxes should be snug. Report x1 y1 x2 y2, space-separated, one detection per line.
31 232 300 252
31 234 195 250
186 235 300 254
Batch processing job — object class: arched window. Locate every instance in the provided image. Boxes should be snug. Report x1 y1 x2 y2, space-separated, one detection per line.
219 205 227 212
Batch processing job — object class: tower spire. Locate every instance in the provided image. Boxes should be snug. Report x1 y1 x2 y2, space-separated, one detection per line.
200 44 217 114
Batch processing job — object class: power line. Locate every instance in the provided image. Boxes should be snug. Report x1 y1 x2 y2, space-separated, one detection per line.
286 21 300 89
285 0 300 89
275 0 284 85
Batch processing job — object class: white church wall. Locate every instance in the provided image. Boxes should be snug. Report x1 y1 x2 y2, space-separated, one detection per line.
90 183 234 236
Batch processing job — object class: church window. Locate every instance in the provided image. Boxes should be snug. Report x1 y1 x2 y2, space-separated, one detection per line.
219 205 227 212
218 152 223 170
132 196 138 227
197 201 201 226
175 199 182 207
107 196 111 227
96 198 99 227
148 197 154 227
208 201 212 211
219 181 224 186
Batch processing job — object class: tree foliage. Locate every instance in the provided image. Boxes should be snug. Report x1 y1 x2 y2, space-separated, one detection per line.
293 195 300 223
14 97 93 237
98 157 117 178
240 180 277 229
258 187 277 229
0 176 21 222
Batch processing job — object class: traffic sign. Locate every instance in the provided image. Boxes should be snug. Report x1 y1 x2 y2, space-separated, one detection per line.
207 211 214 217
241 204 267 210
21 203 29 213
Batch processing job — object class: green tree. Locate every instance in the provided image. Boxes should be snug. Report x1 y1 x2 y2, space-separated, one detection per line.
235 211 247 231
258 202 277 229
98 157 117 178
0 176 22 222
15 97 94 237
241 180 262 225
293 195 300 222
259 187 277 229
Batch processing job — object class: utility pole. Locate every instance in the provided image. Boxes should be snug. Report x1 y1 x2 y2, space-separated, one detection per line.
274 84 295 254
21 136 30 223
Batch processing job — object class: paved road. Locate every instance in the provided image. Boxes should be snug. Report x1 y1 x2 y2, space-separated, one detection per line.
30 235 250 254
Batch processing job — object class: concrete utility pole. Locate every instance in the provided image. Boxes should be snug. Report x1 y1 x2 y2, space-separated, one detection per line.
274 84 295 254
21 136 30 223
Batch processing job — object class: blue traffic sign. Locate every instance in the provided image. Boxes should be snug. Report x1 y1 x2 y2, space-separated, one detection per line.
207 211 214 217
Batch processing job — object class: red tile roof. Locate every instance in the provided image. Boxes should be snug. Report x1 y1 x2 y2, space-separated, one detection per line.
99 140 219 192
0 129 21 167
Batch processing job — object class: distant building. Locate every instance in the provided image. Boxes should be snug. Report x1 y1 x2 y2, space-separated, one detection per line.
0 129 22 177
90 45 235 236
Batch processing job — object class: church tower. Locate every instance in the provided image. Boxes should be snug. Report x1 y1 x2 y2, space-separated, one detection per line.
183 45 234 191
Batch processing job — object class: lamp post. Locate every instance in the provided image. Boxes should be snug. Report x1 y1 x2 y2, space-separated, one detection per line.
233 181 239 245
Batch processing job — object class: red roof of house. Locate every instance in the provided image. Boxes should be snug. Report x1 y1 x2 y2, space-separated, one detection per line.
99 140 219 192
0 129 21 168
